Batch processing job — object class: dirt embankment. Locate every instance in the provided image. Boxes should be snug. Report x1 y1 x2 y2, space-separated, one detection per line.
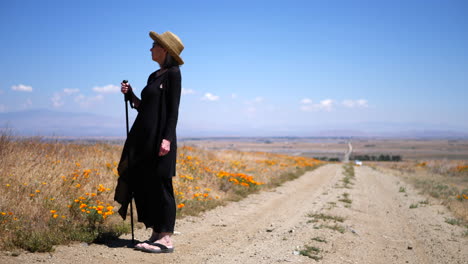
2 164 467 263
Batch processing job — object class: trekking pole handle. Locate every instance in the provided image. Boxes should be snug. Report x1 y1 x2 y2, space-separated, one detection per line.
122 80 131 102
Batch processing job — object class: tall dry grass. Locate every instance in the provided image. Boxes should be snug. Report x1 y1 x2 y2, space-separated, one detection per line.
0 131 322 252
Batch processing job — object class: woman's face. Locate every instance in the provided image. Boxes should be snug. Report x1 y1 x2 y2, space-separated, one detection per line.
150 42 167 64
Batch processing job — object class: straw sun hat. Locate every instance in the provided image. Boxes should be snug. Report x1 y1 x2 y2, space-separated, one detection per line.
149 31 184 65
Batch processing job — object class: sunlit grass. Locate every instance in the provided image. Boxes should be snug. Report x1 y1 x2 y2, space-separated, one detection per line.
0 132 322 251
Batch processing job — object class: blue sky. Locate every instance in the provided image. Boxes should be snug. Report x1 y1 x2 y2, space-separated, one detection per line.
1 0 467 137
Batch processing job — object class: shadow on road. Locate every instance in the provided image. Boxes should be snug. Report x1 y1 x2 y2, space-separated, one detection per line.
96 237 139 249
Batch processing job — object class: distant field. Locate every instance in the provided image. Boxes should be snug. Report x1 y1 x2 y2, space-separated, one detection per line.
181 138 468 160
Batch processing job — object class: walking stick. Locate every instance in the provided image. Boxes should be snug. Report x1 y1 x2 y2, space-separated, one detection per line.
123 80 135 244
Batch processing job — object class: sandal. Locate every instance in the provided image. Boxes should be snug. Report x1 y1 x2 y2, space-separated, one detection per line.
134 241 153 251
140 242 174 254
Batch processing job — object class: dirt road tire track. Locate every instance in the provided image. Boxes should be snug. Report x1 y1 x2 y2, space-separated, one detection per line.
1 164 467 263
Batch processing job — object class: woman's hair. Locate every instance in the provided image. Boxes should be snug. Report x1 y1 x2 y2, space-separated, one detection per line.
161 53 180 69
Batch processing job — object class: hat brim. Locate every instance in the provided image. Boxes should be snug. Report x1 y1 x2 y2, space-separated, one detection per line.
150 31 184 65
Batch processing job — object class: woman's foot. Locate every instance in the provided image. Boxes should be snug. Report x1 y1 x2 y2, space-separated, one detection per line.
135 231 160 249
140 234 173 252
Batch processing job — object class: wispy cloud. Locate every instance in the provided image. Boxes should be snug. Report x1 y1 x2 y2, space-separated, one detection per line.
231 93 237 99
300 98 334 111
318 99 334 111
11 84 33 92
92 85 119 93
245 96 264 105
182 88 195 95
253 97 263 103
64 88 80 94
342 99 368 108
21 98 33 109
243 96 265 116
75 94 104 107
202 92 219 101
51 93 64 108
0 104 6 112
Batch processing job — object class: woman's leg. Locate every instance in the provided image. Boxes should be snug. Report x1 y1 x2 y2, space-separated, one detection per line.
141 178 176 250
148 230 161 242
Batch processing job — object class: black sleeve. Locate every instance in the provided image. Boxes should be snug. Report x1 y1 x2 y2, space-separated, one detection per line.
163 67 182 143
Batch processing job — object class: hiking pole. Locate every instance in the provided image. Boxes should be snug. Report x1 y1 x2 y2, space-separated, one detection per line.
123 80 135 244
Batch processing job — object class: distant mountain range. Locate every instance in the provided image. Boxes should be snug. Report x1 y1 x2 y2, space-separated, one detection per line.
0 109 126 137
1 109 467 139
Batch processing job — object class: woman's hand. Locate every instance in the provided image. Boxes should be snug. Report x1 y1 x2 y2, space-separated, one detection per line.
121 81 132 94
159 139 171 156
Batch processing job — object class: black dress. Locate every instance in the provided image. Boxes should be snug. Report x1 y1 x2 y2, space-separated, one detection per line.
114 66 181 231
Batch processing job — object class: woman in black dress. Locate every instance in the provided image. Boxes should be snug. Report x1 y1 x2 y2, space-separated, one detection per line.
114 31 184 253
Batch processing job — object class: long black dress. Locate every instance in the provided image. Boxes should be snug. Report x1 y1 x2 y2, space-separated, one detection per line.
114 66 181 231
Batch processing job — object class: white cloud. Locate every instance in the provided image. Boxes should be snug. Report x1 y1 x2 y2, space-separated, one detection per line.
21 98 33 109
75 94 103 108
51 93 64 108
245 96 265 105
231 93 237 99
253 97 264 103
92 84 119 93
318 99 334 111
11 84 33 92
300 98 334 112
202 93 219 101
300 105 313 112
356 99 368 107
342 99 368 108
0 104 6 112
182 88 195 95
64 88 80 94
75 94 85 102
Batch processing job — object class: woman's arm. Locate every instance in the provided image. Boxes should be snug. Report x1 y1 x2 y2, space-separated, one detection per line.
121 82 141 109
163 67 182 144
129 91 141 109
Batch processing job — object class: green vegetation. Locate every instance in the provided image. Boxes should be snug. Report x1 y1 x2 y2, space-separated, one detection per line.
341 163 355 188
351 154 402 162
307 213 345 223
299 245 322 261
339 193 352 204
321 224 346 233
311 237 327 243
445 218 461 226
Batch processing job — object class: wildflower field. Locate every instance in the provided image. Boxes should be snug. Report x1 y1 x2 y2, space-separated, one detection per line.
0 132 321 252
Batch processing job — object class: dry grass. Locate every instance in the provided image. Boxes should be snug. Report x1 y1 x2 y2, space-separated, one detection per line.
0 131 322 252
370 160 468 225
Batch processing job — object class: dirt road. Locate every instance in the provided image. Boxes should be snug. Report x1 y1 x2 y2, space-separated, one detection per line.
2 164 467 263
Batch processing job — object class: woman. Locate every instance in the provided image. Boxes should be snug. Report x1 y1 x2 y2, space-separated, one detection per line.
114 31 184 253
